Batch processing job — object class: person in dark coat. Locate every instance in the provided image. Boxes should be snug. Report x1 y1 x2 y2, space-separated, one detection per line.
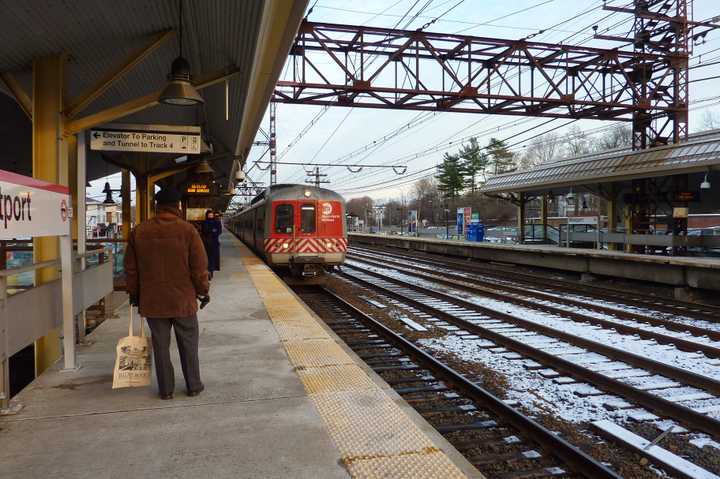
201 209 221 280
124 188 210 400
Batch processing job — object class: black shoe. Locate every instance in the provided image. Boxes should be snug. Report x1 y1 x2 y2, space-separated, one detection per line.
160 393 174 400
187 385 205 397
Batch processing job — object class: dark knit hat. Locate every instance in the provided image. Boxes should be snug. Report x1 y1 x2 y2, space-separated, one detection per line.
155 187 182 205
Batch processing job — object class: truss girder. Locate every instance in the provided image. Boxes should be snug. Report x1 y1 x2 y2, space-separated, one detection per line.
276 10 689 147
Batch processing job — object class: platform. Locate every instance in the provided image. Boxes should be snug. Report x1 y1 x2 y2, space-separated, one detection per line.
349 233 720 293
0 232 479 479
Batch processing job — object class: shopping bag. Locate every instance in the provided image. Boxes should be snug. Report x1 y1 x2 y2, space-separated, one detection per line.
112 306 152 389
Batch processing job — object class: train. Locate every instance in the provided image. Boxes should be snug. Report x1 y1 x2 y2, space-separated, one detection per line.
225 184 347 277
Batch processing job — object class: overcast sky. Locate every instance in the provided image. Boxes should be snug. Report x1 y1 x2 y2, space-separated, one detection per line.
91 0 720 205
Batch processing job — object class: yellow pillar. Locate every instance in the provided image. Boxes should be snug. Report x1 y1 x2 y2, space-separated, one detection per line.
32 55 64 375
607 196 618 251
540 193 548 242
623 204 633 253
135 174 148 223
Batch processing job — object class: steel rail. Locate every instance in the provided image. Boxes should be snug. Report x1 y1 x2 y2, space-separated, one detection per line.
350 245 720 321
313 286 622 479
348 252 720 358
343 261 720 396
350 248 720 342
338 266 720 437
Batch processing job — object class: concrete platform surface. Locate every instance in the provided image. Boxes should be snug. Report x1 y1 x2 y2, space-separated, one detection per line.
1 232 480 479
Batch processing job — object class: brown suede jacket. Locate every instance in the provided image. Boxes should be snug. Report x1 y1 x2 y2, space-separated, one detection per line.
124 207 209 318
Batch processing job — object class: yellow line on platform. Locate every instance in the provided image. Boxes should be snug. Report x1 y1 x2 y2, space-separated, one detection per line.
230 236 468 479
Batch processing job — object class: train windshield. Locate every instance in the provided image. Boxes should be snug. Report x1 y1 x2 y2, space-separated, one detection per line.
275 204 294 234
300 204 316 233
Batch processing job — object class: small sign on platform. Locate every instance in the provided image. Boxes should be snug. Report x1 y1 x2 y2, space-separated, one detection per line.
568 216 598 225
0 169 71 239
90 123 201 155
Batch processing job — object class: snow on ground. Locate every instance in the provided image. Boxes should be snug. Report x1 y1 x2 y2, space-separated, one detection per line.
346 260 720 385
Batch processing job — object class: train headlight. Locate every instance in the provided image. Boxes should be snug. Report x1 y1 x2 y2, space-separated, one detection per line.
326 242 332 248
304 190 311 197
282 242 290 249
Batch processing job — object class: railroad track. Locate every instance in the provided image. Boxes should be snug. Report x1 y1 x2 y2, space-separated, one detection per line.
350 245 720 323
347 251 720 360
294 285 621 479
337 262 720 439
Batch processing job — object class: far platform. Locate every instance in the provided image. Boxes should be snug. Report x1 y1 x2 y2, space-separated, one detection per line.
0 231 480 479
349 233 720 293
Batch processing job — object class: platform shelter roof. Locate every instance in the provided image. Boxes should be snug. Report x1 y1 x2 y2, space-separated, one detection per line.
480 130 720 195
0 0 307 197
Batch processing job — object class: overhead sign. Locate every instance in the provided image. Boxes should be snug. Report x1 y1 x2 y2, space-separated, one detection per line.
0 169 71 239
186 183 210 194
90 123 201 154
568 216 598 225
674 191 699 203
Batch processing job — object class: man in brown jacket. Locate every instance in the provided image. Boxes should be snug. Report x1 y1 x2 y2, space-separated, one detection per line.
124 188 210 400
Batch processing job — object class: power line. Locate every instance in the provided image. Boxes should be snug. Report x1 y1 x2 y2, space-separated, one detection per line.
337 117 566 193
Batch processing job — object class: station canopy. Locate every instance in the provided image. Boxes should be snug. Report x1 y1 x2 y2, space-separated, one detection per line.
0 0 306 203
480 130 720 196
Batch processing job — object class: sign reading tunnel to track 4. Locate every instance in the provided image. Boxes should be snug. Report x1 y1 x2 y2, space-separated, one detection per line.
90 126 201 154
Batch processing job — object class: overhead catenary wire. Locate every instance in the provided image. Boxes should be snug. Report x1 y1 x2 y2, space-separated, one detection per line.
281 0 710 193
337 97 720 195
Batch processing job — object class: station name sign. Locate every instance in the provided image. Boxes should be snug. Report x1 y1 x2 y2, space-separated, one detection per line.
0 169 71 239
90 125 201 155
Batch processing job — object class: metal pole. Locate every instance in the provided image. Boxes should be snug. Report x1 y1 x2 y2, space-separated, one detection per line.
76 133 87 342
445 209 449 240
0 274 8 411
60 234 76 371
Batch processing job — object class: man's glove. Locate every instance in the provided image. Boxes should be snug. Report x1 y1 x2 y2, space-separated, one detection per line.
129 294 139 307
198 295 210 310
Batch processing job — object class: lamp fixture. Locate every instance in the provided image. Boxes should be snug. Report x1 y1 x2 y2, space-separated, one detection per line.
701 171 711 190
102 181 116 205
194 159 214 174
159 0 204 106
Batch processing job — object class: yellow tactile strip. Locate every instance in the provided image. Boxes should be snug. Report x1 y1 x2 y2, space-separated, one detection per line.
231 237 468 479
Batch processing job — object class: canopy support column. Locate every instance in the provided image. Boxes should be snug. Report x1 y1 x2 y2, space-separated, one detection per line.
32 54 64 375
122 169 132 240
517 193 526 244
540 194 548 243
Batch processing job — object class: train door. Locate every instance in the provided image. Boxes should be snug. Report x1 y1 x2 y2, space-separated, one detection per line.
297 200 317 246
272 201 295 255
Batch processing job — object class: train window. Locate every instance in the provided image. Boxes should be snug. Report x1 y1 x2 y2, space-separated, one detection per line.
275 204 294 234
300 204 316 233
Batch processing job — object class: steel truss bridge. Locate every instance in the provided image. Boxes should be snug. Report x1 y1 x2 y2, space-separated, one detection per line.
274 0 704 150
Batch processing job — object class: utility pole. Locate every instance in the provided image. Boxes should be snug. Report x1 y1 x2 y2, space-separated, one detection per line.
305 166 329 188
269 101 277 186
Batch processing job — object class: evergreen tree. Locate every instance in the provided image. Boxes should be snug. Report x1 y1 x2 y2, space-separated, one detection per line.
457 137 489 193
486 137 516 175
436 153 464 200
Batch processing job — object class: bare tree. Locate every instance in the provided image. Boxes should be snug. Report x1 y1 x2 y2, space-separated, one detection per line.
519 132 560 170
346 196 374 219
702 110 720 131
563 125 590 158
595 124 632 152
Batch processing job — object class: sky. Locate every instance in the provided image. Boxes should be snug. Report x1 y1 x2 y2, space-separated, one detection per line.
90 0 720 205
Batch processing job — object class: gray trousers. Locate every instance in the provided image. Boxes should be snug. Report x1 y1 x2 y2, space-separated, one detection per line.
146 316 203 395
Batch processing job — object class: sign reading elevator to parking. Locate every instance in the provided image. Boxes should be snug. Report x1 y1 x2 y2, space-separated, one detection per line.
90 123 201 155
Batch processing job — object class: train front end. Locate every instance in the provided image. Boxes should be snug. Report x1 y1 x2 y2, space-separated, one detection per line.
265 186 347 277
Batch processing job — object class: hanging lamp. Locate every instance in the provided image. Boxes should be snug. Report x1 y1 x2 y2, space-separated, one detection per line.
159 0 204 106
